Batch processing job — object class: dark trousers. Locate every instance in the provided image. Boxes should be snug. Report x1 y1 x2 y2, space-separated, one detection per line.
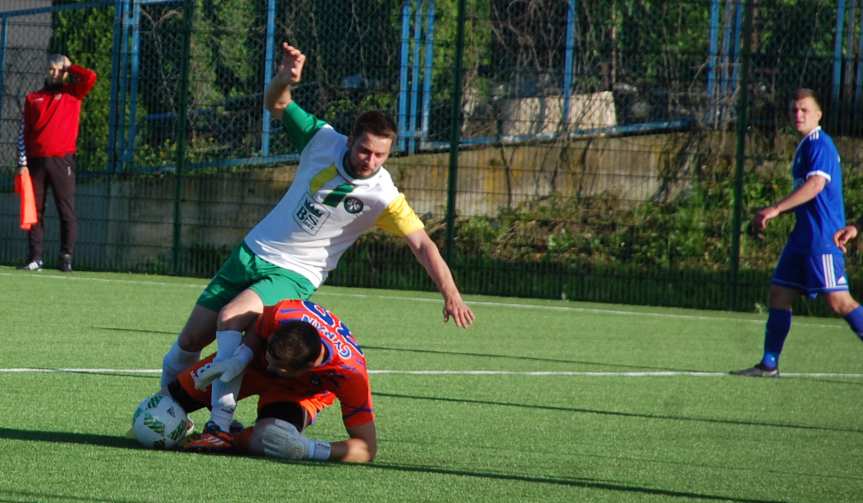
27 155 77 261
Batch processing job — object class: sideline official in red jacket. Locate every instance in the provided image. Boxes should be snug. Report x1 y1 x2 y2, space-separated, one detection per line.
17 53 97 273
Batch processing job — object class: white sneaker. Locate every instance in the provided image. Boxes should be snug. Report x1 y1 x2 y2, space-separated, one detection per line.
19 259 43 271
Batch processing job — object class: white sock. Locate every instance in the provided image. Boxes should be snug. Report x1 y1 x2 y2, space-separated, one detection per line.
209 330 243 432
210 375 242 432
160 341 200 388
215 330 242 359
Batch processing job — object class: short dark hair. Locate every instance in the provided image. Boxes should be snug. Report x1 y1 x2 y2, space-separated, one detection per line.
791 88 822 111
267 320 322 370
47 54 66 67
351 110 397 142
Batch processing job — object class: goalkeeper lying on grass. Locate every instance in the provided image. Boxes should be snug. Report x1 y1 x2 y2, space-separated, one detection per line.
164 299 376 463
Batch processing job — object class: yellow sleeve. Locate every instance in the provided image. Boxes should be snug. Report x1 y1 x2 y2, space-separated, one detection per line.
375 194 424 236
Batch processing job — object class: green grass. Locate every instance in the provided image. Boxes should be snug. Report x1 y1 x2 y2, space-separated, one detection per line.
0 266 861 502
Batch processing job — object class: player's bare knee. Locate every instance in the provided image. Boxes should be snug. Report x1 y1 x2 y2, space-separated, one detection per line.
826 293 859 316
767 286 796 310
217 294 263 331
217 307 262 332
177 328 211 352
177 305 219 350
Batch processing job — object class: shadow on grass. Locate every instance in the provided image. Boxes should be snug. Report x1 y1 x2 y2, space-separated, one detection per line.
357 462 789 503
372 392 863 434
362 345 703 372
16 368 159 380
93 326 176 336
0 489 147 503
0 427 137 450
0 428 789 502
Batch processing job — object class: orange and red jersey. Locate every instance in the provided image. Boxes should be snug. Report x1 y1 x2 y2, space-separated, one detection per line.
21 64 97 160
253 299 373 428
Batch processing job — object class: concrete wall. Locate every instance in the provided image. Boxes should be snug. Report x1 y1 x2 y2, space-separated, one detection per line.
0 132 727 269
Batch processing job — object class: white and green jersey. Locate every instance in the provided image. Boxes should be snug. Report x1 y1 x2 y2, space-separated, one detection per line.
244 102 423 287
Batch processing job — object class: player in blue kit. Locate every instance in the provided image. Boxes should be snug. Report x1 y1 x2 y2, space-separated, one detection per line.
732 88 863 377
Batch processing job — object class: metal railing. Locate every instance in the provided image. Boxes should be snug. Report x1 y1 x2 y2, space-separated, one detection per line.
2 0 862 314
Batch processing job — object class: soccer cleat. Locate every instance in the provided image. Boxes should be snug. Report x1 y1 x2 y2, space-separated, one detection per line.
182 418 196 437
19 259 43 271
182 421 234 452
229 420 245 434
59 253 72 273
730 363 780 378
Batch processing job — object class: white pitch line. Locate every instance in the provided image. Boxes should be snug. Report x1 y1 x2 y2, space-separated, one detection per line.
1 368 863 378
0 271 845 330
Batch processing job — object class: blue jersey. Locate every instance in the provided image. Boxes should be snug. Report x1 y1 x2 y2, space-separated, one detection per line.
787 127 845 254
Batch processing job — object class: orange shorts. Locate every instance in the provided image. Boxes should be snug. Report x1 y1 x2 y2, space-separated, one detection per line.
176 354 336 424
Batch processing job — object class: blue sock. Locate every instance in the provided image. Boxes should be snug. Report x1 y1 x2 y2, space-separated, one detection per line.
761 308 792 369
843 306 863 341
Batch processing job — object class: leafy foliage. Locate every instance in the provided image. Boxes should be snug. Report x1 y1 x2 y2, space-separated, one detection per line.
50 4 115 171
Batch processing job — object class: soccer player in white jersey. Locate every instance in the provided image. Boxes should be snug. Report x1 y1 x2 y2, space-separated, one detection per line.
732 88 863 377
158 43 475 436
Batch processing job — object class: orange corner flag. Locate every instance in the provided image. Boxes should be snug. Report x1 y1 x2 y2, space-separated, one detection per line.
14 171 37 230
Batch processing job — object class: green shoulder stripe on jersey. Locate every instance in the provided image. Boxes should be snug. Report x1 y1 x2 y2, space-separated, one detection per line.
283 102 327 152
323 183 355 207
309 165 339 193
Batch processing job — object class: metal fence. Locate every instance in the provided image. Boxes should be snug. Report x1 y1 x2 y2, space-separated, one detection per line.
2 0 863 314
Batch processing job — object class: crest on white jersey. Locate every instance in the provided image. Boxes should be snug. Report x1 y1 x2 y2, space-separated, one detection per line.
294 193 330 234
344 196 364 214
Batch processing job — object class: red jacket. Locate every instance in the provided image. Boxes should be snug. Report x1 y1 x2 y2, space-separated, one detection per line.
21 64 97 159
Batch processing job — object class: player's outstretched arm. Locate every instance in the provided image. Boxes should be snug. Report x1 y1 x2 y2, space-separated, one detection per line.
404 229 475 328
247 418 377 463
264 43 306 120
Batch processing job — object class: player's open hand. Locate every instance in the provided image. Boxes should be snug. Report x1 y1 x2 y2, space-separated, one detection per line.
751 206 779 238
277 43 305 85
834 224 858 253
443 298 475 329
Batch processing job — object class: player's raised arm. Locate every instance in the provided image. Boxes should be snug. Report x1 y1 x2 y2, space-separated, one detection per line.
264 43 305 120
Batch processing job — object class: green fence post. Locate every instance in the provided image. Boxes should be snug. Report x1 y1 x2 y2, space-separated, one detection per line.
444 0 467 263
172 0 194 275
730 0 753 310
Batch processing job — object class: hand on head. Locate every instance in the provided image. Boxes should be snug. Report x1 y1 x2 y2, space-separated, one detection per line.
278 43 305 85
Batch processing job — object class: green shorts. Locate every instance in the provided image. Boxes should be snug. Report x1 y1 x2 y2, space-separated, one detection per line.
196 242 316 311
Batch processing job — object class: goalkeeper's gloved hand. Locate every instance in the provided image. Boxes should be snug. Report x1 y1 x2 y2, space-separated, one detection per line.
192 344 254 390
260 419 332 461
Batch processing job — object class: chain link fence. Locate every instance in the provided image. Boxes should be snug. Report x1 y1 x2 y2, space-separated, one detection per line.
2 0 863 313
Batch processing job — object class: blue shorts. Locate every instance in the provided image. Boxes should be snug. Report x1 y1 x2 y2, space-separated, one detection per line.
771 247 850 299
